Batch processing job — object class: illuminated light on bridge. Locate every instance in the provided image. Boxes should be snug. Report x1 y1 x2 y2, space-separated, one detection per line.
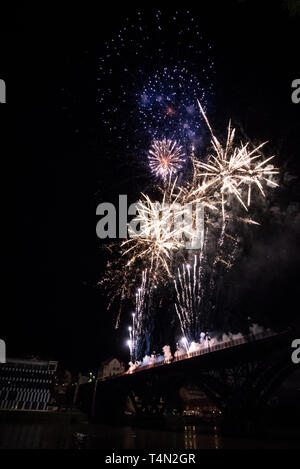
127 339 133 365
181 337 190 356
124 329 277 376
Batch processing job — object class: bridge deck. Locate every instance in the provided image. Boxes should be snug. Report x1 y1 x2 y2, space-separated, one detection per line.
99 330 280 382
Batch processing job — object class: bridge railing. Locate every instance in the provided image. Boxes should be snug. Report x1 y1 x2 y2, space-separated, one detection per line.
127 329 275 374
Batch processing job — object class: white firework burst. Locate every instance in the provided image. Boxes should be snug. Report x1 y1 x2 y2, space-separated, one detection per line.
148 139 185 181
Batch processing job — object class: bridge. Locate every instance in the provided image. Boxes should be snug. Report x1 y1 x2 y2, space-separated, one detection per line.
89 328 299 431
124 329 278 373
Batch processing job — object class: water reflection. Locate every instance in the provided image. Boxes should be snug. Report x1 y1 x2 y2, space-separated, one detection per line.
0 421 298 449
0 422 71 449
184 426 197 450
0 420 223 449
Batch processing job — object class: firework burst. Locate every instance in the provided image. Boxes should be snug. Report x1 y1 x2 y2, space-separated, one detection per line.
148 139 185 181
97 10 213 148
99 96 280 360
122 189 190 277
189 101 279 218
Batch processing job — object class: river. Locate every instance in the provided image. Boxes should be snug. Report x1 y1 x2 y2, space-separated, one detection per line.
0 418 298 449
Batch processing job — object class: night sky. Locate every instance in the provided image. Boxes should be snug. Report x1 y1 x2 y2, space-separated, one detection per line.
2 2 300 371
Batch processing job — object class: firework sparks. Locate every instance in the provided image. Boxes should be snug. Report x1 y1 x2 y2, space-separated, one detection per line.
174 255 204 342
98 97 280 359
174 220 239 343
97 11 213 147
191 101 279 218
134 270 148 360
122 190 193 277
148 139 185 181
132 269 159 360
139 66 210 145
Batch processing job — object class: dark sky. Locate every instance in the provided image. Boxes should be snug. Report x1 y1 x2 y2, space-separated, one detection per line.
1 2 300 371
